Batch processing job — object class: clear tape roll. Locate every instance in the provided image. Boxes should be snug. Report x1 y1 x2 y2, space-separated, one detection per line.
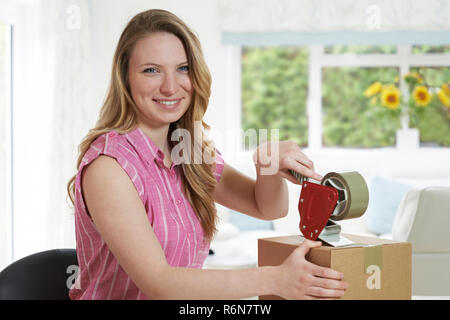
320 171 369 221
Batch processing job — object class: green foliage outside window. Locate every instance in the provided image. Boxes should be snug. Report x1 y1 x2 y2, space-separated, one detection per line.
409 67 450 146
412 45 450 54
324 45 396 54
241 47 308 148
322 67 400 147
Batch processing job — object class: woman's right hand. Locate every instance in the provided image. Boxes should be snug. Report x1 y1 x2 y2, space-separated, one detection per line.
274 239 348 299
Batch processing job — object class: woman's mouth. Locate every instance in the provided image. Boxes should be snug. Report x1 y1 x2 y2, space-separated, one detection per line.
153 98 183 110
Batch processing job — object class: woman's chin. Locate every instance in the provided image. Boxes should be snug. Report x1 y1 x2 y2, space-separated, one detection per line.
152 112 186 127
138 102 190 127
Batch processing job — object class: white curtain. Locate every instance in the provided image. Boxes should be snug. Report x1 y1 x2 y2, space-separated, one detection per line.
14 0 98 252
5 0 94 260
219 0 450 32
42 0 95 249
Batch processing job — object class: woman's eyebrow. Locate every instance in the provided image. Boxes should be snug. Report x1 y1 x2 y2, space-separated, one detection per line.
139 61 188 67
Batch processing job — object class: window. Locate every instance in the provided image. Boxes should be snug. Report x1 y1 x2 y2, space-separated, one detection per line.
0 21 12 270
241 45 450 148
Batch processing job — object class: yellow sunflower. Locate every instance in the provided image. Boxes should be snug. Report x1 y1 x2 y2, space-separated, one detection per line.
442 82 450 96
438 88 450 107
364 82 382 97
413 86 432 107
380 85 401 110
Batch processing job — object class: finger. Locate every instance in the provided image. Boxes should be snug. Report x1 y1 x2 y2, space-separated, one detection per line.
291 152 314 170
288 158 322 181
288 151 318 174
311 276 348 291
305 286 346 299
304 295 336 300
295 239 322 257
311 264 344 280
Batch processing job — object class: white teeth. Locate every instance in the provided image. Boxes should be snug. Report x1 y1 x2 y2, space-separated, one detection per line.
156 100 180 106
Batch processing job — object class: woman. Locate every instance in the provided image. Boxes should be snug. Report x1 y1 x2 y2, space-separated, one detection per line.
67 9 347 300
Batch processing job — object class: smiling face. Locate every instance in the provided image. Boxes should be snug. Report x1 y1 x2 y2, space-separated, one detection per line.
128 32 192 130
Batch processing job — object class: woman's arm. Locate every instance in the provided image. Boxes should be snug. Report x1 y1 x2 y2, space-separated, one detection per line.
213 140 322 221
213 163 288 220
82 155 346 299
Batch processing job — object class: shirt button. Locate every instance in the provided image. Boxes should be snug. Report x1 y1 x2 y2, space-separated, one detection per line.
109 131 117 138
176 199 182 206
187 233 192 238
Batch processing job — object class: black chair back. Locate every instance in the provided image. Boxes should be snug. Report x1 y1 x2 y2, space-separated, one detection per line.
0 249 78 300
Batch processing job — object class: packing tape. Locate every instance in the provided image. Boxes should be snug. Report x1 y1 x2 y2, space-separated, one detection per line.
364 245 383 271
320 171 369 221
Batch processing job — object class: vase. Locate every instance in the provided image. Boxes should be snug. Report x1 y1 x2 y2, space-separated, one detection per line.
396 128 419 149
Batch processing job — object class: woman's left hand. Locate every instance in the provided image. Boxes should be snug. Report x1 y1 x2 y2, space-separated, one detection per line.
252 140 323 184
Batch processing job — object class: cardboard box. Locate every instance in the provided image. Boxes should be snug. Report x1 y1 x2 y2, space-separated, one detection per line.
258 233 411 300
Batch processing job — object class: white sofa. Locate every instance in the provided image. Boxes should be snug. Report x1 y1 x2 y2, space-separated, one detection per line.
392 186 450 296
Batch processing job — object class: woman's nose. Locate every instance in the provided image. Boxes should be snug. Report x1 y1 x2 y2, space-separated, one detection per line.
160 72 179 96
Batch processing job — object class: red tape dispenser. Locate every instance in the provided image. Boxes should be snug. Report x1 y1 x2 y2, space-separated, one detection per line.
290 170 369 242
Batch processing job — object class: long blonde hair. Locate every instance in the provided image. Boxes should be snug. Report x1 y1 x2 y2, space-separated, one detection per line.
67 9 218 240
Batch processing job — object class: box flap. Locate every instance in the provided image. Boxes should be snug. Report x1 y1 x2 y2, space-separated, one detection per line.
258 233 408 251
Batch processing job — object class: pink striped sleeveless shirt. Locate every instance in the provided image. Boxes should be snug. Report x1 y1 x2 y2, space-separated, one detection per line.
69 127 224 300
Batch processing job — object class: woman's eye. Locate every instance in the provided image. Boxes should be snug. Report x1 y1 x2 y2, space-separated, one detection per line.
179 65 189 72
143 67 157 73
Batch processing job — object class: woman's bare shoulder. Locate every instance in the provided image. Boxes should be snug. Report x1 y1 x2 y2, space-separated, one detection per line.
81 154 144 219
82 155 125 188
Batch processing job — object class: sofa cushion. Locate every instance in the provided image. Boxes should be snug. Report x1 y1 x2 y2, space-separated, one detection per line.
365 176 410 235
